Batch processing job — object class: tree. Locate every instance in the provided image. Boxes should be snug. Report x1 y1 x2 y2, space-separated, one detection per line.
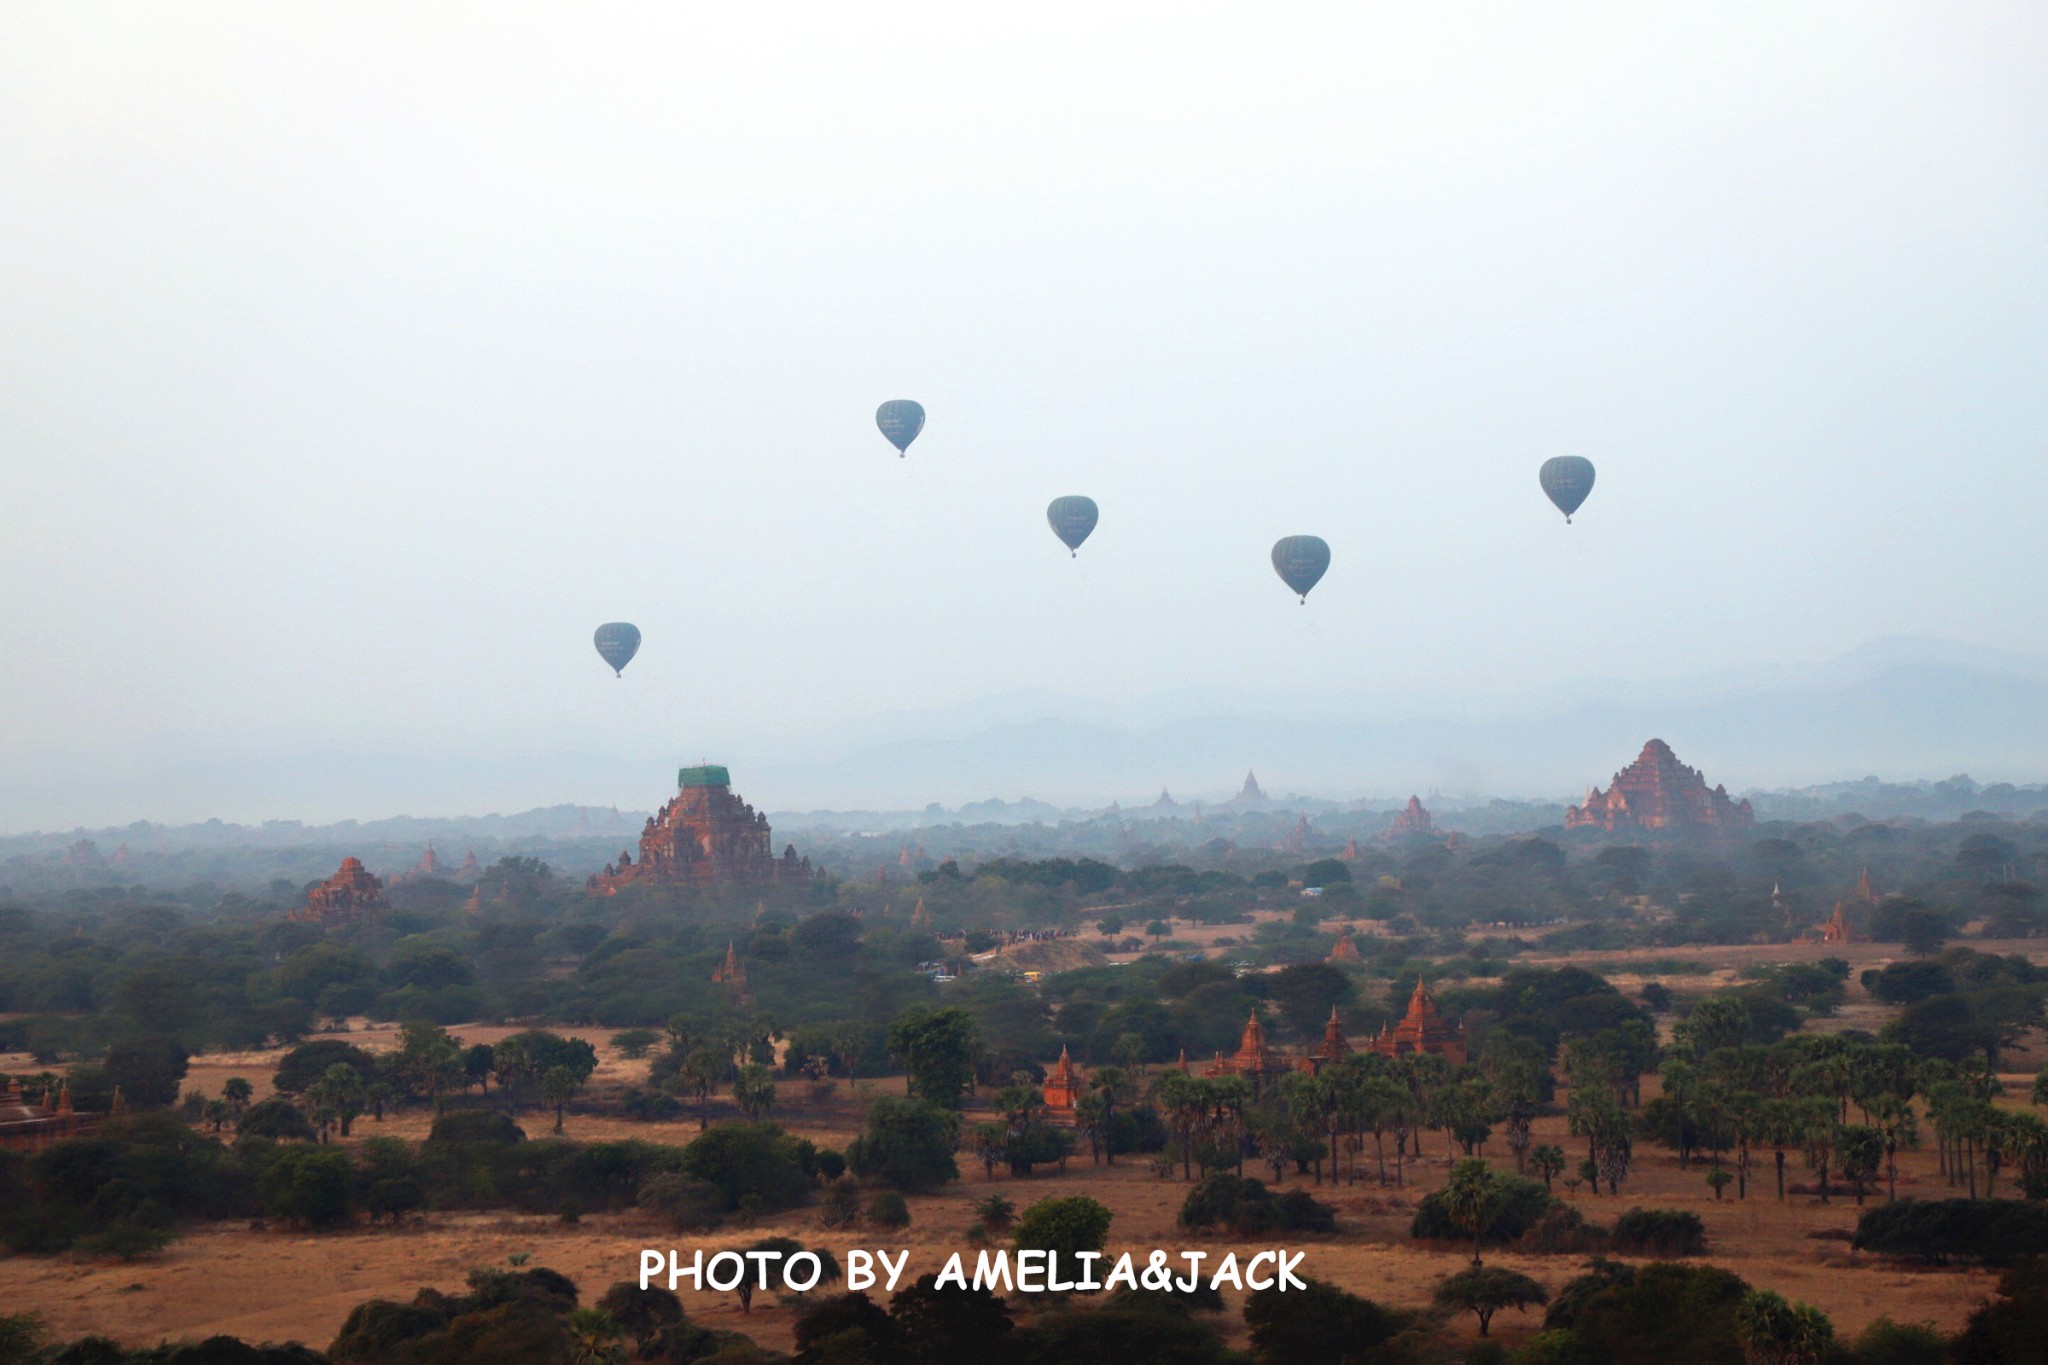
307 1062 368 1140
1530 1144 1567 1191
1435 1266 1547 1337
260 1147 355 1229
1675 995 1751 1058
735 1236 840 1315
1900 910 1949 958
222 1076 254 1118
396 1021 465 1114
1442 1157 1502 1266
102 1038 190 1110
239 1096 317 1141
566 1307 622 1365
888 1273 1014 1365
846 1096 961 1192
888 1007 983 1108
731 1064 777 1121
542 1065 582 1134
1014 1195 1112 1264
1734 1289 1836 1365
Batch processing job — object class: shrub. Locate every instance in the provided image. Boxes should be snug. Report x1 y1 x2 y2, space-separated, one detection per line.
637 1173 726 1231
1609 1208 1706 1257
866 1191 912 1230
329 1300 448 1364
1517 1202 1607 1255
1014 1196 1112 1264
1853 1198 2048 1265
1178 1174 1336 1235
819 1176 862 1229
425 1111 526 1146
1243 1279 1412 1365
1852 1316 1949 1365
1551 1260 1749 1365
1953 1259 2048 1363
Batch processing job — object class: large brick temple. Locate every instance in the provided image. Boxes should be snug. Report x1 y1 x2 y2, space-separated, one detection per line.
588 765 810 893
1565 738 1754 833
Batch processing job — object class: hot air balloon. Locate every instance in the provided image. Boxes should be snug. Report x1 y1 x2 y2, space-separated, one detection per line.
593 622 641 677
1539 456 1596 522
875 400 925 456
1271 536 1330 603
1046 496 1099 556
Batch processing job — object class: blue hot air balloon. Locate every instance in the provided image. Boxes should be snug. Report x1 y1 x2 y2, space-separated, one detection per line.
1046 496 1099 556
1539 456 1596 522
1271 536 1330 603
875 400 925 456
593 622 641 677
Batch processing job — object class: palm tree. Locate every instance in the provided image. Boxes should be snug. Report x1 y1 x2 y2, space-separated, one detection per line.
1529 1143 1566 1192
542 1065 581 1134
1441 1157 1500 1267
1733 1289 1835 1365
566 1307 622 1365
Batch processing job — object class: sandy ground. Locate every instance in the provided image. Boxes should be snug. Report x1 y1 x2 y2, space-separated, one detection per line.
7 933 2048 1355
0 1043 2019 1359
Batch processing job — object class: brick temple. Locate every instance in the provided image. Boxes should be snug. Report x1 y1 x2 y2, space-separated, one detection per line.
1565 739 1754 833
1364 977 1468 1065
292 856 388 924
588 765 810 893
1384 795 1435 840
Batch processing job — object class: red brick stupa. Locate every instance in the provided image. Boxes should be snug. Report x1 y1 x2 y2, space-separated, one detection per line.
1565 739 1754 833
589 765 810 893
1042 1045 1084 1127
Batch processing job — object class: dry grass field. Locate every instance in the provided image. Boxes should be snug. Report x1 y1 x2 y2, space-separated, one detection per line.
3 936 2044 1358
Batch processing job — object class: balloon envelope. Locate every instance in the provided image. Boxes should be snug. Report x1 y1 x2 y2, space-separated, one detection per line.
593 622 641 676
1539 456 1596 521
1271 536 1330 602
875 400 925 455
1046 496 1099 555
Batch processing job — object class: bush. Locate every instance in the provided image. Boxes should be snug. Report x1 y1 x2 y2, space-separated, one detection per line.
1243 1279 1412 1365
425 1111 526 1146
818 1176 862 1230
329 1300 448 1364
1014 1196 1112 1264
1852 1316 1949 1365
637 1173 726 1231
1549 1260 1749 1365
1517 1203 1607 1255
1609 1208 1706 1257
865 1191 912 1230
1412 1174 1551 1247
1178 1174 1336 1235
1853 1198 2048 1265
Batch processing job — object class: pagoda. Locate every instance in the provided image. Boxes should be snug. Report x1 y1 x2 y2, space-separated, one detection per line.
1384 796 1435 841
589 765 810 893
0 1078 98 1154
1328 925 1362 963
1236 770 1266 803
1366 978 1467 1065
1041 1045 1084 1126
711 941 750 990
1307 1006 1353 1071
1339 837 1362 861
1565 739 1754 833
293 856 388 924
1204 1010 1302 1091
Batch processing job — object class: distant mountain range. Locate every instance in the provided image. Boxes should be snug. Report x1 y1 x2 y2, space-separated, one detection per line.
4 637 2047 833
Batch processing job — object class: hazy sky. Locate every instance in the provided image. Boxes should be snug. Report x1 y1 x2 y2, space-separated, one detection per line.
4 5 2046 824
